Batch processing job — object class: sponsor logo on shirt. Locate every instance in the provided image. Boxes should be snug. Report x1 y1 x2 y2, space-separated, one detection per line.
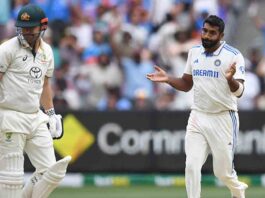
28 67 42 87
193 69 219 78
29 67 42 79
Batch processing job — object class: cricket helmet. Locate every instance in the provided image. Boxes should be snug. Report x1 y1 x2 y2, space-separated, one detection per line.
15 4 48 30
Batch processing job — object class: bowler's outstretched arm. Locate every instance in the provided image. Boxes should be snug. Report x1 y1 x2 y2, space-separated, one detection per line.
146 66 193 92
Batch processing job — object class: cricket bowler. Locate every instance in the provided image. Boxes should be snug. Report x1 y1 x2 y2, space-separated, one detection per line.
147 15 248 198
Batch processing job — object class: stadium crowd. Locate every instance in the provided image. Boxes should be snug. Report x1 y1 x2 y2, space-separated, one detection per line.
1 0 265 111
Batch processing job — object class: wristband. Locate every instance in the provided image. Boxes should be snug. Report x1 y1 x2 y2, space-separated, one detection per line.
232 82 244 97
45 108 55 116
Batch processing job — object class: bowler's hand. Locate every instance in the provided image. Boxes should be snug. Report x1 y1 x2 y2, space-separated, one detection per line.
48 114 63 139
146 66 169 83
225 62 236 81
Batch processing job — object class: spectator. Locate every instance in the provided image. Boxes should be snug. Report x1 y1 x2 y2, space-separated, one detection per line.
97 86 132 111
154 87 177 110
121 7 149 46
82 29 112 64
111 31 140 60
60 34 82 68
80 53 123 108
32 0 76 46
238 58 260 110
0 0 10 42
67 11 93 53
133 88 153 110
121 48 154 100
0 1 252 110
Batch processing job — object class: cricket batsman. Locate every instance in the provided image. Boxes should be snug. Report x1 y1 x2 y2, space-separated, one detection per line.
0 4 71 198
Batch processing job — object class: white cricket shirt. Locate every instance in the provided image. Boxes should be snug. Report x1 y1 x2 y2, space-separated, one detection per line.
184 41 245 113
0 37 54 113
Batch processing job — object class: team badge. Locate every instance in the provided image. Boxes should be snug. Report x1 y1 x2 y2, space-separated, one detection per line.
214 59 221 66
41 54 47 62
21 12 30 21
29 67 42 79
5 133 12 142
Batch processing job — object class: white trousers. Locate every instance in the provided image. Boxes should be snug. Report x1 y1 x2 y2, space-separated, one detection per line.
0 109 56 197
0 122 56 184
185 110 245 198
25 123 56 172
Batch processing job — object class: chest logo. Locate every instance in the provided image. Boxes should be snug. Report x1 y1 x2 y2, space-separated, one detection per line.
5 133 12 142
23 55 27 61
29 67 42 79
214 59 221 66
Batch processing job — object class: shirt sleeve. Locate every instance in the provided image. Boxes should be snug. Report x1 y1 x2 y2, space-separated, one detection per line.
45 49 54 78
0 43 12 73
184 49 192 75
233 53 245 81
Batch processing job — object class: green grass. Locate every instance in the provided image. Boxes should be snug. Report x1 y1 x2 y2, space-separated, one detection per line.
50 186 265 198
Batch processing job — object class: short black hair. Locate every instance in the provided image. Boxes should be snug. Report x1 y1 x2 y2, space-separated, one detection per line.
203 15 225 33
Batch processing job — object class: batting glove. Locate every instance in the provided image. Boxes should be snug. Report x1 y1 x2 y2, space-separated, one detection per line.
46 108 64 139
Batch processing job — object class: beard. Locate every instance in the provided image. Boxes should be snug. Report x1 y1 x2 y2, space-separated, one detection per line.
24 33 40 47
202 38 219 49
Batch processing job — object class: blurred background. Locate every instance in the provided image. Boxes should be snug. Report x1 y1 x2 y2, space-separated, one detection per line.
1 0 265 112
1 0 265 197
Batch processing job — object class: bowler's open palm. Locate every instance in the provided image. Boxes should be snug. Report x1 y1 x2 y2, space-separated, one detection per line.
146 66 169 83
